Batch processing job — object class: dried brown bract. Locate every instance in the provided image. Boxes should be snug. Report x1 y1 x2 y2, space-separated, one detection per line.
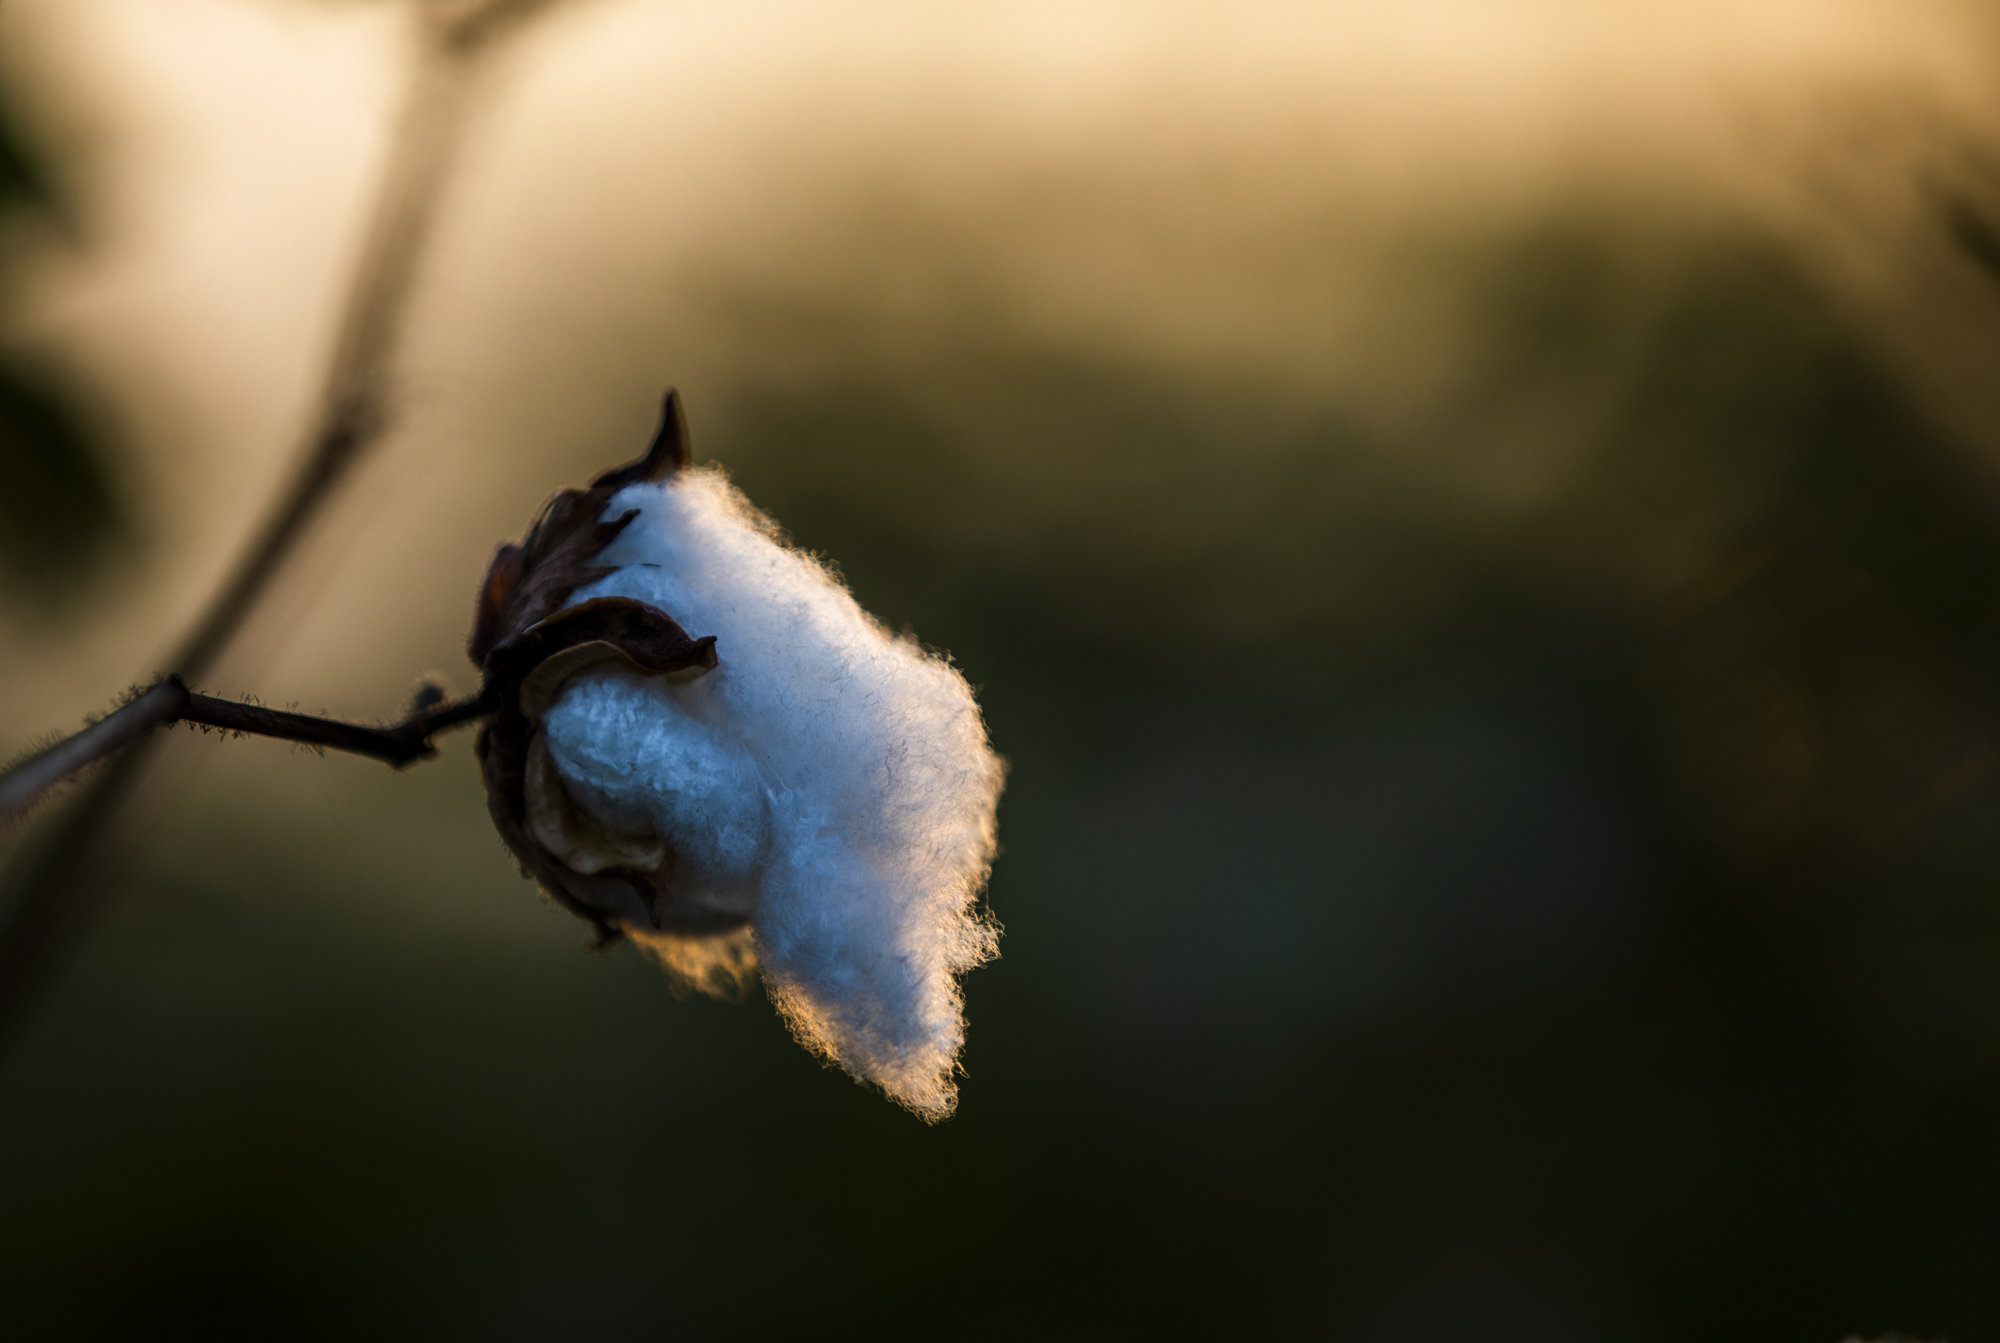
468 390 730 942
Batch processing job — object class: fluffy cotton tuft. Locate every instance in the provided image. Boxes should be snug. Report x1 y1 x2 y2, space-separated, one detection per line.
536 467 1003 1118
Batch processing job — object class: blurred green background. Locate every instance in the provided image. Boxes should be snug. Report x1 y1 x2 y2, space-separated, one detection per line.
6 2 2000 1338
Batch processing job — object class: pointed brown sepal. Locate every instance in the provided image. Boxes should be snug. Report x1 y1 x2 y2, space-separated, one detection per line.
468 391 698 672
593 387 688 491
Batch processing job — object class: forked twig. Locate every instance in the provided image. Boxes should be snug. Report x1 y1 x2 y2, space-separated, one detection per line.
0 0 565 1053
0 680 494 829
0 684 190 829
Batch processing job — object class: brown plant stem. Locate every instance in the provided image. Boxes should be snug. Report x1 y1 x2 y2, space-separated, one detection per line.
0 680 493 829
181 685 495 765
0 683 189 829
0 0 561 1056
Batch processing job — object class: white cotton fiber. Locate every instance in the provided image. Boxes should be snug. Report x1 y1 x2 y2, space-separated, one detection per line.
536 467 1003 1118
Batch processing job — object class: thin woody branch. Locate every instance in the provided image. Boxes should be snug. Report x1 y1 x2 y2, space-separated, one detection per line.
0 0 570 1055
181 685 494 768
0 682 189 828
0 679 495 829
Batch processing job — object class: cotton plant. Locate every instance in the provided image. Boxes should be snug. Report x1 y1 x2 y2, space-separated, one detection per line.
0 391 1005 1120
0 0 1001 1123
469 392 1005 1117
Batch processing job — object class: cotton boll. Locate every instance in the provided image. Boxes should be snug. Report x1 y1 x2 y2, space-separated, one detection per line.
470 393 1002 1116
541 668 771 888
540 467 1003 1118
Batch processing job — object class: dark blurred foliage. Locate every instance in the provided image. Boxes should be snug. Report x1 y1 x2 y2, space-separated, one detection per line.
0 85 122 600
0 88 47 203
6 203 2000 1341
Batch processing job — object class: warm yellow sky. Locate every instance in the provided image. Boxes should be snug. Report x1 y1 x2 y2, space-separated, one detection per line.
3 0 1998 754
